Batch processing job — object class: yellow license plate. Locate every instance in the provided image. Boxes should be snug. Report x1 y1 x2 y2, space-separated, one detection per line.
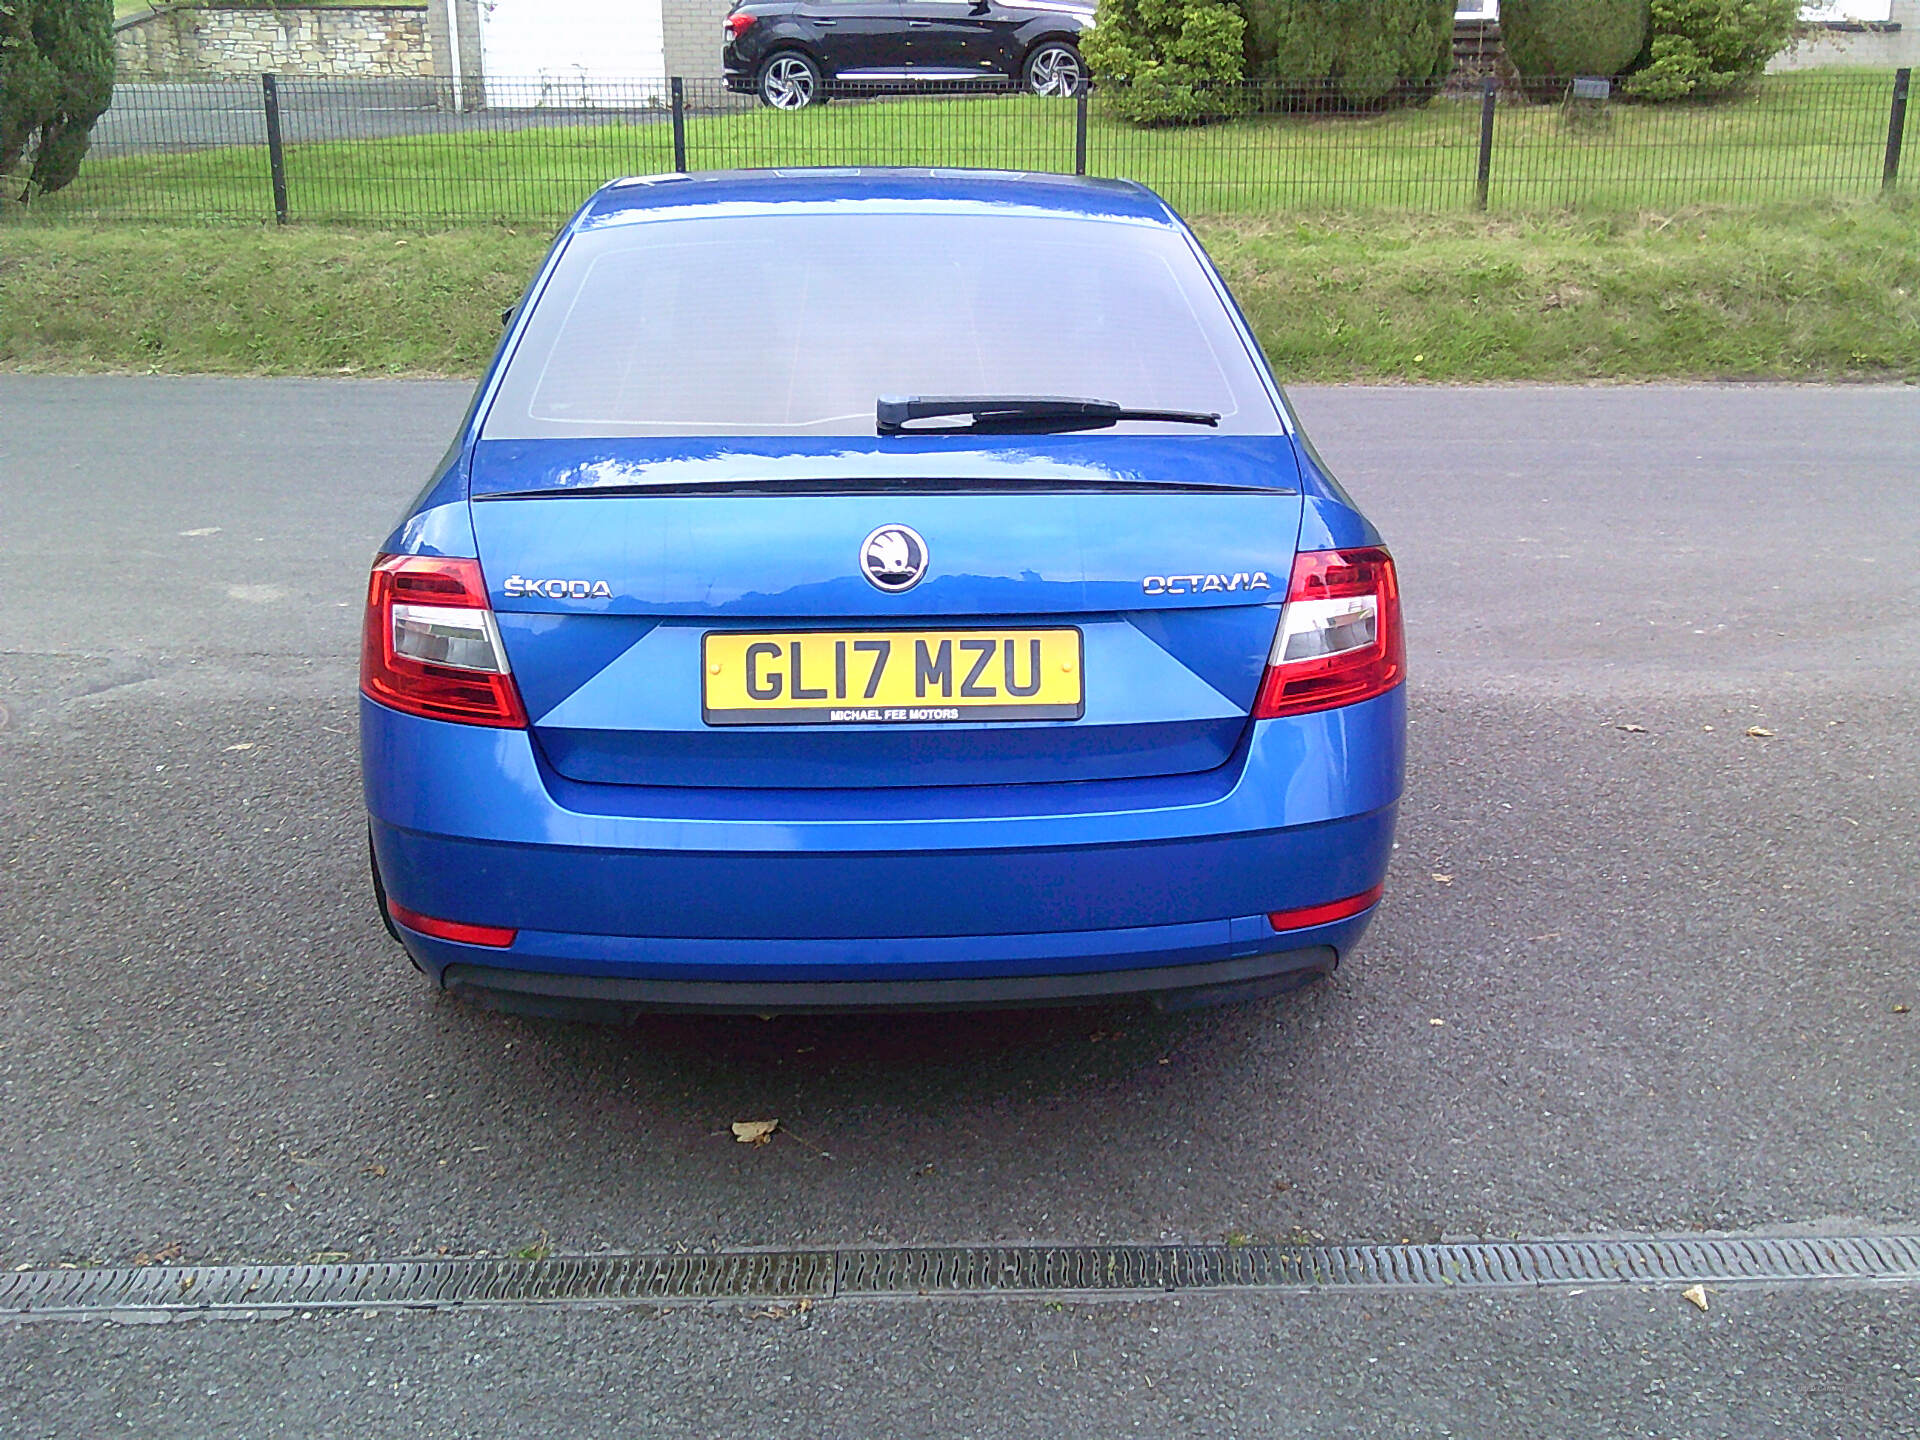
703 628 1084 726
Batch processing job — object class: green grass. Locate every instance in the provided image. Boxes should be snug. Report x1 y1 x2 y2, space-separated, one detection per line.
15 68 1915 226
4 199 1914 381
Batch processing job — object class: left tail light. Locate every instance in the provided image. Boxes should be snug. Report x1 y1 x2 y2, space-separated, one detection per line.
1252 546 1405 720
360 554 527 727
725 11 756 39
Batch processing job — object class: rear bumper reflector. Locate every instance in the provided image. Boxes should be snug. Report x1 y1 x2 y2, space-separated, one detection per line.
1268 883 1383 933
387 900 517 949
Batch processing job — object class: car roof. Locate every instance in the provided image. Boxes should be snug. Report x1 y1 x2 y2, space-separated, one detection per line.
574 168 1181 231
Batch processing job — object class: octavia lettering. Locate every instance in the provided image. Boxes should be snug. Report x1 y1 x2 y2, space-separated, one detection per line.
1141 572 1271 596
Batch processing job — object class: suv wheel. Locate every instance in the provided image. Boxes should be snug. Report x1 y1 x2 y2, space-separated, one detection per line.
759 52 822 109
1024 41 1083 98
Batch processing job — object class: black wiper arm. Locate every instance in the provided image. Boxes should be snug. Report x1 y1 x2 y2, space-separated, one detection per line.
877 395 1221 436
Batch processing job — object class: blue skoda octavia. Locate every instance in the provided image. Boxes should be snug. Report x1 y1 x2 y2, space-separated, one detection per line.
360 169 1405 1016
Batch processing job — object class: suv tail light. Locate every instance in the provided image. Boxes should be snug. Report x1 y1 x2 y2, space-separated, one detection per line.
725 11 756 39
1252 547 1404 719
361 554 527 727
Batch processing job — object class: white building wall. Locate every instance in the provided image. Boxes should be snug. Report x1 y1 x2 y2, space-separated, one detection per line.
1775 0 1919 69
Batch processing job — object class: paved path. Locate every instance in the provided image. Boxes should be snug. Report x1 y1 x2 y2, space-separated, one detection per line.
1 380 1916 1436
92 80 675 157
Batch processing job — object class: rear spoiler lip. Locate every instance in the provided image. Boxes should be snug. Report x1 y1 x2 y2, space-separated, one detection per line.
466 434 1304 499
475 477 1297 501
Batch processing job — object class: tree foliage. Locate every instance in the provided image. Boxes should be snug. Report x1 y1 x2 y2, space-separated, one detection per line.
1 0 115 198
1622 0 1798 100
1500 0 1650 84
1081 0 1247 126
1240 0 1455 106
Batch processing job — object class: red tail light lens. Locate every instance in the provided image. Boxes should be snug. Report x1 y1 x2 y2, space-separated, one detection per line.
386 899 517 948
1251 547 1404 720
360 554 527 727
725 11 756 39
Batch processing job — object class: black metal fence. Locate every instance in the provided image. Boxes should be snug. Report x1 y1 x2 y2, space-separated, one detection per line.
10 69 1913 226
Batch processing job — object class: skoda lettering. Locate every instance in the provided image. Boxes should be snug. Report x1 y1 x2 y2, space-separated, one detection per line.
503 575 613 601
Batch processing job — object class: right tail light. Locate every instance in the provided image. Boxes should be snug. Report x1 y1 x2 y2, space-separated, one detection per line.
1251 546 1404 719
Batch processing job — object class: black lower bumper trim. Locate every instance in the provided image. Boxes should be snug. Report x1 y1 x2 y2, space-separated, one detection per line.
442 946 1337 1017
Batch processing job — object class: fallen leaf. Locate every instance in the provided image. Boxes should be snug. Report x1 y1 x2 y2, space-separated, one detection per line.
1431 873 1454 885
1681 1284 1709 1312
1615 723 1648 734
1429 1018 1445 1027
1744 726 1774 738
1894 1004 1911 1015
223 742 255 752
309 1251 351 1264
363 1163 388 1178
731 1119 778 1145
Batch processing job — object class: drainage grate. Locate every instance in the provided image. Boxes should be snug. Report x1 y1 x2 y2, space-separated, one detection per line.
3 1235 1916 1320
0 1251 834 1318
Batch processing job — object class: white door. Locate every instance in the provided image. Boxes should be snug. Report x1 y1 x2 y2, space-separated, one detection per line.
478 0 668 108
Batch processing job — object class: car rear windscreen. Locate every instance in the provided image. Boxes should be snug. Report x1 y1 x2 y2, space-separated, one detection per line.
481 211 1283 438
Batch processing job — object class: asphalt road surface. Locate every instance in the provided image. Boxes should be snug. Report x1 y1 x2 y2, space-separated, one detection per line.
93 80 676 158
2 380 1916 1436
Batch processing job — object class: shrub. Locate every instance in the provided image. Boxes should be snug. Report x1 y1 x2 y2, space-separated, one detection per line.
1240 0 1455 107
0 0 114 198
1623 0 1798 101
1500 0 1650 87
1082 0 1247 124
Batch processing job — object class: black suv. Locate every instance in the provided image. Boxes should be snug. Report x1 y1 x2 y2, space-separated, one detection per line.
723 0 1093 109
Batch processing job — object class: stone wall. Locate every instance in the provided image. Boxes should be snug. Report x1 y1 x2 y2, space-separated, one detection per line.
116 6 433 79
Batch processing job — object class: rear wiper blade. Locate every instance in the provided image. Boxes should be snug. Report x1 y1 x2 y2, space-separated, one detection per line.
878 395 1221 436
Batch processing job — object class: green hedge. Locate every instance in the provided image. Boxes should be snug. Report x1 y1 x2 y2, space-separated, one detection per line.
1624 0 1799 100
1500 0 1650 87
1241 0 1455 106
1081 0 1247 125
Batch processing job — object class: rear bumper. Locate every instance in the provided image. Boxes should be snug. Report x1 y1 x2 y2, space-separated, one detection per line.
443 944 1339 1017
362 685 1403 1003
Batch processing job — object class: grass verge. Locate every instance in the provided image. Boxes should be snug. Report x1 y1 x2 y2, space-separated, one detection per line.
2 199 1914 382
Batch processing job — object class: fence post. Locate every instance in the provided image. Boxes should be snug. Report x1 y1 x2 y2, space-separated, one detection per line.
262 73 289 224
1885 67 1911 193
1475 76 1496 212
670 77 688 173
1075 85 1088 176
